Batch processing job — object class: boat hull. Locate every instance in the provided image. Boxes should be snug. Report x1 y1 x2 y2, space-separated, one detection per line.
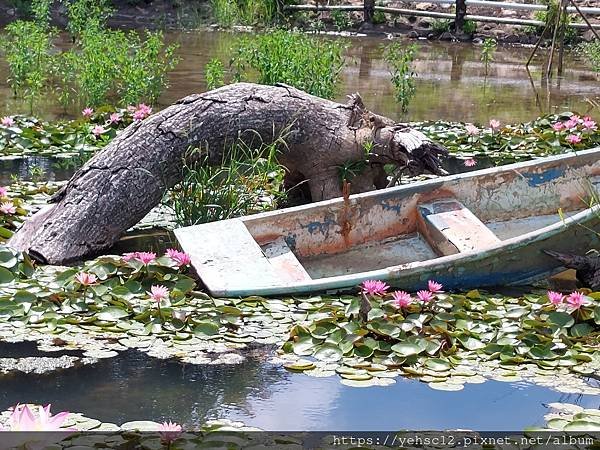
175 147 600 297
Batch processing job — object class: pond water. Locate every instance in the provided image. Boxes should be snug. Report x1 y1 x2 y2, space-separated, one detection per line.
0 156 77 184
1 342 598 431
0 30 599 125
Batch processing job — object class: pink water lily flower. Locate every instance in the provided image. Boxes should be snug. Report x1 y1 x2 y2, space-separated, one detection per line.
149 285 169 303
108 113 122 124
566 291 586 309
0 186 7 197
427 280 443 293
8 404 73 431
570 114 581 122
552 122 564 131
1 116 14 127
417 290 434 303
75 271 98 286
464 158 477 167
465 124 479 135
135 251 156 265
360 279 390 296
91 125 106 137
158 421 182 444
122 251 140 262
564 119 578 130
392 291 412 308
82 107 94 118
0 201 16 214
133 103 152 121
566 134 582 144
489 119 501 130
547 290 564 306
582 118 597 130
165 248 192 267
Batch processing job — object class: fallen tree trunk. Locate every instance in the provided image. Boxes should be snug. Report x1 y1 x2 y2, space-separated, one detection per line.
10 82 446 265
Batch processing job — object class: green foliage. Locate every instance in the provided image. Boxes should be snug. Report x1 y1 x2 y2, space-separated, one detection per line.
579 39 600 72
431 19 451 33
331 10 352 31
64 0 114 39
3 20 55 110
230 30 345 99
211 0 285 27
211 0 238 27
462 19 477 34
2 0 179 110
481 38 497 76
205 58 226 90
30 0 52 27
529 0 578 43
372 9 386 25
54 27 178 107
171 140 287 226
384 42 418 113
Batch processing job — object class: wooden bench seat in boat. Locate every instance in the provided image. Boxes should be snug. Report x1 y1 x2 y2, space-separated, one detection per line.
174 219 311 294
418 199 501 256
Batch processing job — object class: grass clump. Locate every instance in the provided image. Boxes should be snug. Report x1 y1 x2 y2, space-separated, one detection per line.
230 30 345 99
171 139 287 226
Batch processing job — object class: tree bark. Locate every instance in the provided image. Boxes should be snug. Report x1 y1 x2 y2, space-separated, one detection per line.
9 83 446 265
364 0 375 24
455 0 466 33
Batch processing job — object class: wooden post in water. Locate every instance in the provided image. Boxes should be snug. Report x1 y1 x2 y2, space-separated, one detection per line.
557 0 569 76
455 0 467 32
364 0 375 24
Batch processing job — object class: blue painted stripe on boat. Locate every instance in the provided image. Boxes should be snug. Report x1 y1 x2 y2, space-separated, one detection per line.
523 167 564 187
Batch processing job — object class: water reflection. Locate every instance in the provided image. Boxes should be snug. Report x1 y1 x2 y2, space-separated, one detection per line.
0 31 598 125
0 156 76 184
0 343 597 430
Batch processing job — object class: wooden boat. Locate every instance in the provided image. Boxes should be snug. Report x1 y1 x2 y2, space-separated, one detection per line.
175 147 600 297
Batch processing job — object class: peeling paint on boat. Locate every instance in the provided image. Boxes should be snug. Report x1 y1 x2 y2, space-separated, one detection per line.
523 167 565 187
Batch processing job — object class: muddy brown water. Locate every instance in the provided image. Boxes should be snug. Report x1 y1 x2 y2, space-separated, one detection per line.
0 30 598 124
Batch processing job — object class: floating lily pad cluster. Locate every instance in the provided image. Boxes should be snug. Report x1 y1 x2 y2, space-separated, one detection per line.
543 402 600 431
0 243 598 393
278 288 600 391
0 109 136 158
0 185 30 243
413 112 600 166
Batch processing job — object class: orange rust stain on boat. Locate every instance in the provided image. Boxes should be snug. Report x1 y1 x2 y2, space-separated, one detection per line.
339 180 353 248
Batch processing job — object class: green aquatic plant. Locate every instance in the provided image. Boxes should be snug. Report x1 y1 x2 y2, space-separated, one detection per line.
480 38 497 77
205 58 226 90
230 30 345 99
171 139 286 226
54 27 179 107
64 0 114 40
3 20 55 111
384 42 418 113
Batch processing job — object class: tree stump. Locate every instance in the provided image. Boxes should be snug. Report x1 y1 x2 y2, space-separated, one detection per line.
10 83 446 265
